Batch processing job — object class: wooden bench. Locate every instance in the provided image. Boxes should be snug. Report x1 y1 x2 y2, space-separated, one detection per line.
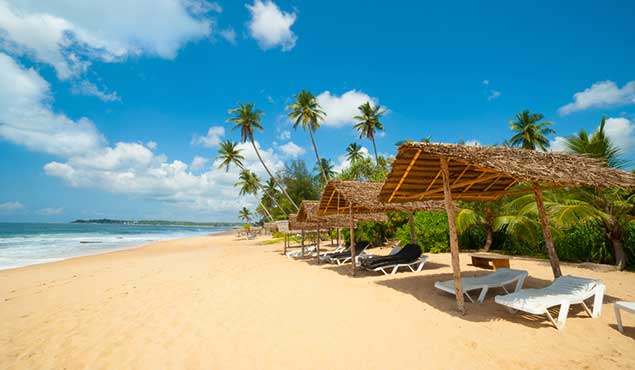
469 253 510 270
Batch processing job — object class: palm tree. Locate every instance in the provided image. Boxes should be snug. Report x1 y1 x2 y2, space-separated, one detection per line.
508 110 555 151
227 102 298 211
456 201 503 251
216 140 286 216
564 116 627 168
353 101 385 163
238 207 252 223
286 90 328 183
235 170 273 221
313 158 335 187
346 143 365 163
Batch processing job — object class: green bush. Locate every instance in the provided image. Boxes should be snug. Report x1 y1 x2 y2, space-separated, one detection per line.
395 212 449 253
553 223 612 264
623 223 635 270
272 231 285 238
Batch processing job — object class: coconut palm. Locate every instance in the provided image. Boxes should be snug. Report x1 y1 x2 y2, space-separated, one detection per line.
346 143 365 163
313 158 335 187
235 170 273 221
456 201 505 251
508 110 555 151
216 140 286 216
564 116 627 168
227 102 298 210
238 207 252 223
286 90 328 183
353 101 385 163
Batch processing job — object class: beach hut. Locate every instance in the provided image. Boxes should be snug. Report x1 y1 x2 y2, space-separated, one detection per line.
378 142 635 314
296 200 387 263
318 180 447 275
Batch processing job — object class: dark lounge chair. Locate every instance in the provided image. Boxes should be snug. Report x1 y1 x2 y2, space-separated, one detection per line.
360 244 427 275
327 241 369 265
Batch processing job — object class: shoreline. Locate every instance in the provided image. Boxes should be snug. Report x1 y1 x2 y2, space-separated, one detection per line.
0 228 236 272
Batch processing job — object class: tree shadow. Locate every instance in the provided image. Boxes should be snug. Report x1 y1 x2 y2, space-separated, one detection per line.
375 273 626 329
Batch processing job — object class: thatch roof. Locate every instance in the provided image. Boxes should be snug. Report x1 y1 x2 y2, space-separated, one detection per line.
318 180 447 215
378 142 635 202
296 200 387 227
287 213 320 232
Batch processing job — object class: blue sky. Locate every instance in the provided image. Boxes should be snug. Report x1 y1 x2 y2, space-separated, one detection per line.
0 0 634 222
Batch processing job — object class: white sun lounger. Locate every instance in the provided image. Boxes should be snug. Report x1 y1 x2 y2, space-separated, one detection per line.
614 301 635 333
494 275 605 330
286 245 317 259
435 268 528 304
363 255 428 275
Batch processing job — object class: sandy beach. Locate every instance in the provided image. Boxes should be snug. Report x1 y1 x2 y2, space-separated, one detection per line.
1 232 634 370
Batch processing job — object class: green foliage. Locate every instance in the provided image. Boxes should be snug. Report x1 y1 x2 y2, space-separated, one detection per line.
281 160 320 204
395 212 450 253
508 110 555 151
553 222 612 264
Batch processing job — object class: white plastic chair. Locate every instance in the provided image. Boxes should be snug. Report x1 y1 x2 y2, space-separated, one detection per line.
435 268 528 304
615 301 635 333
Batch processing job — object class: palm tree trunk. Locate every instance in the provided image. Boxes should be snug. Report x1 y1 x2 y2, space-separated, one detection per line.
249 138 298 211
481 225 493 252
257 199 273 222
235 162 287 217
371 137 379 164
607 221 626 270
309 130 327 184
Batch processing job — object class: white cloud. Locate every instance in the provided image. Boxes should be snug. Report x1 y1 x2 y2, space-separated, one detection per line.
71 80 120 102
146 141 158 150
0 201 24 211
219 27 237 44
278 130 291 140
190 156 208 171
184 0 222 14
482 79 490 85
549 136 569 152
0 0 213 79
464 140 481 146
332 146 370 173
316 90 380 128
0 53 106 157
192 126 225 147
549 117 635 154
487 90 501 101
604 117 635 153
246 0 297 51
36 207 63 216
558 81 635 115
0 53 286 218
278 141 306 157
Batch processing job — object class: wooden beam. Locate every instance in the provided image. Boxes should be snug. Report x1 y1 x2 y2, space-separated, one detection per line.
452 164 471 186
322 188 337 216
399 173 502 201
349 204 356 276
482 175 502 192
316 222 321 265
388 149 422 202
440 156 465 315
462 172 486 193
301 229 305 258
533 183 562 278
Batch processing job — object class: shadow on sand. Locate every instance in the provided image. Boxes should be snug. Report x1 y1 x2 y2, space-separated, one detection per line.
376 272 626 329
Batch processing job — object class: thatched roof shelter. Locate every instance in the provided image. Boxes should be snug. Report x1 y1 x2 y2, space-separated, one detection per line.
379 142 635 202
319 181 447 215
380 142 635 314
297 200 388 226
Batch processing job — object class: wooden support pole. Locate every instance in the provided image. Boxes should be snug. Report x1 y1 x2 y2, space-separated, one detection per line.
316 223 321 265
301 229 305 258
283 232 287 255
409 211 417 245
337 228 341 247
349 205 356 276
440 156 466 315
533 183 562 278
330 228 333 247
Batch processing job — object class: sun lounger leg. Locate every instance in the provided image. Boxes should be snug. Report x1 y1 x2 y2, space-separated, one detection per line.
581 301 593 317
556 302 570 330
378 267 388 275
464 292 475 304
416 260 426 272
391 265 399 275
515 275 527 292
592 285 605 318
615 305 624 333
477 287 489 304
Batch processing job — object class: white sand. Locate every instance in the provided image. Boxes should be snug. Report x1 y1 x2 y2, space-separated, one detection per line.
1 232 634 370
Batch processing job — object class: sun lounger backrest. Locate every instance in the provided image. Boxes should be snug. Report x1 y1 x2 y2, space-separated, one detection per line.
548 276 600 296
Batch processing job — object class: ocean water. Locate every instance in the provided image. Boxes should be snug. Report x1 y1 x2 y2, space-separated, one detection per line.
0 223 233 270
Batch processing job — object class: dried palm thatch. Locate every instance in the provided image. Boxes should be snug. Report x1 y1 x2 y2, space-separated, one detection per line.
287 214 319 232
319 180 447 215
379 142 635 202
297 200 387 227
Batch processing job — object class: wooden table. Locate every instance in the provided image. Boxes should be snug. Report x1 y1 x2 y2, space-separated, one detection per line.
469 253 510 270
